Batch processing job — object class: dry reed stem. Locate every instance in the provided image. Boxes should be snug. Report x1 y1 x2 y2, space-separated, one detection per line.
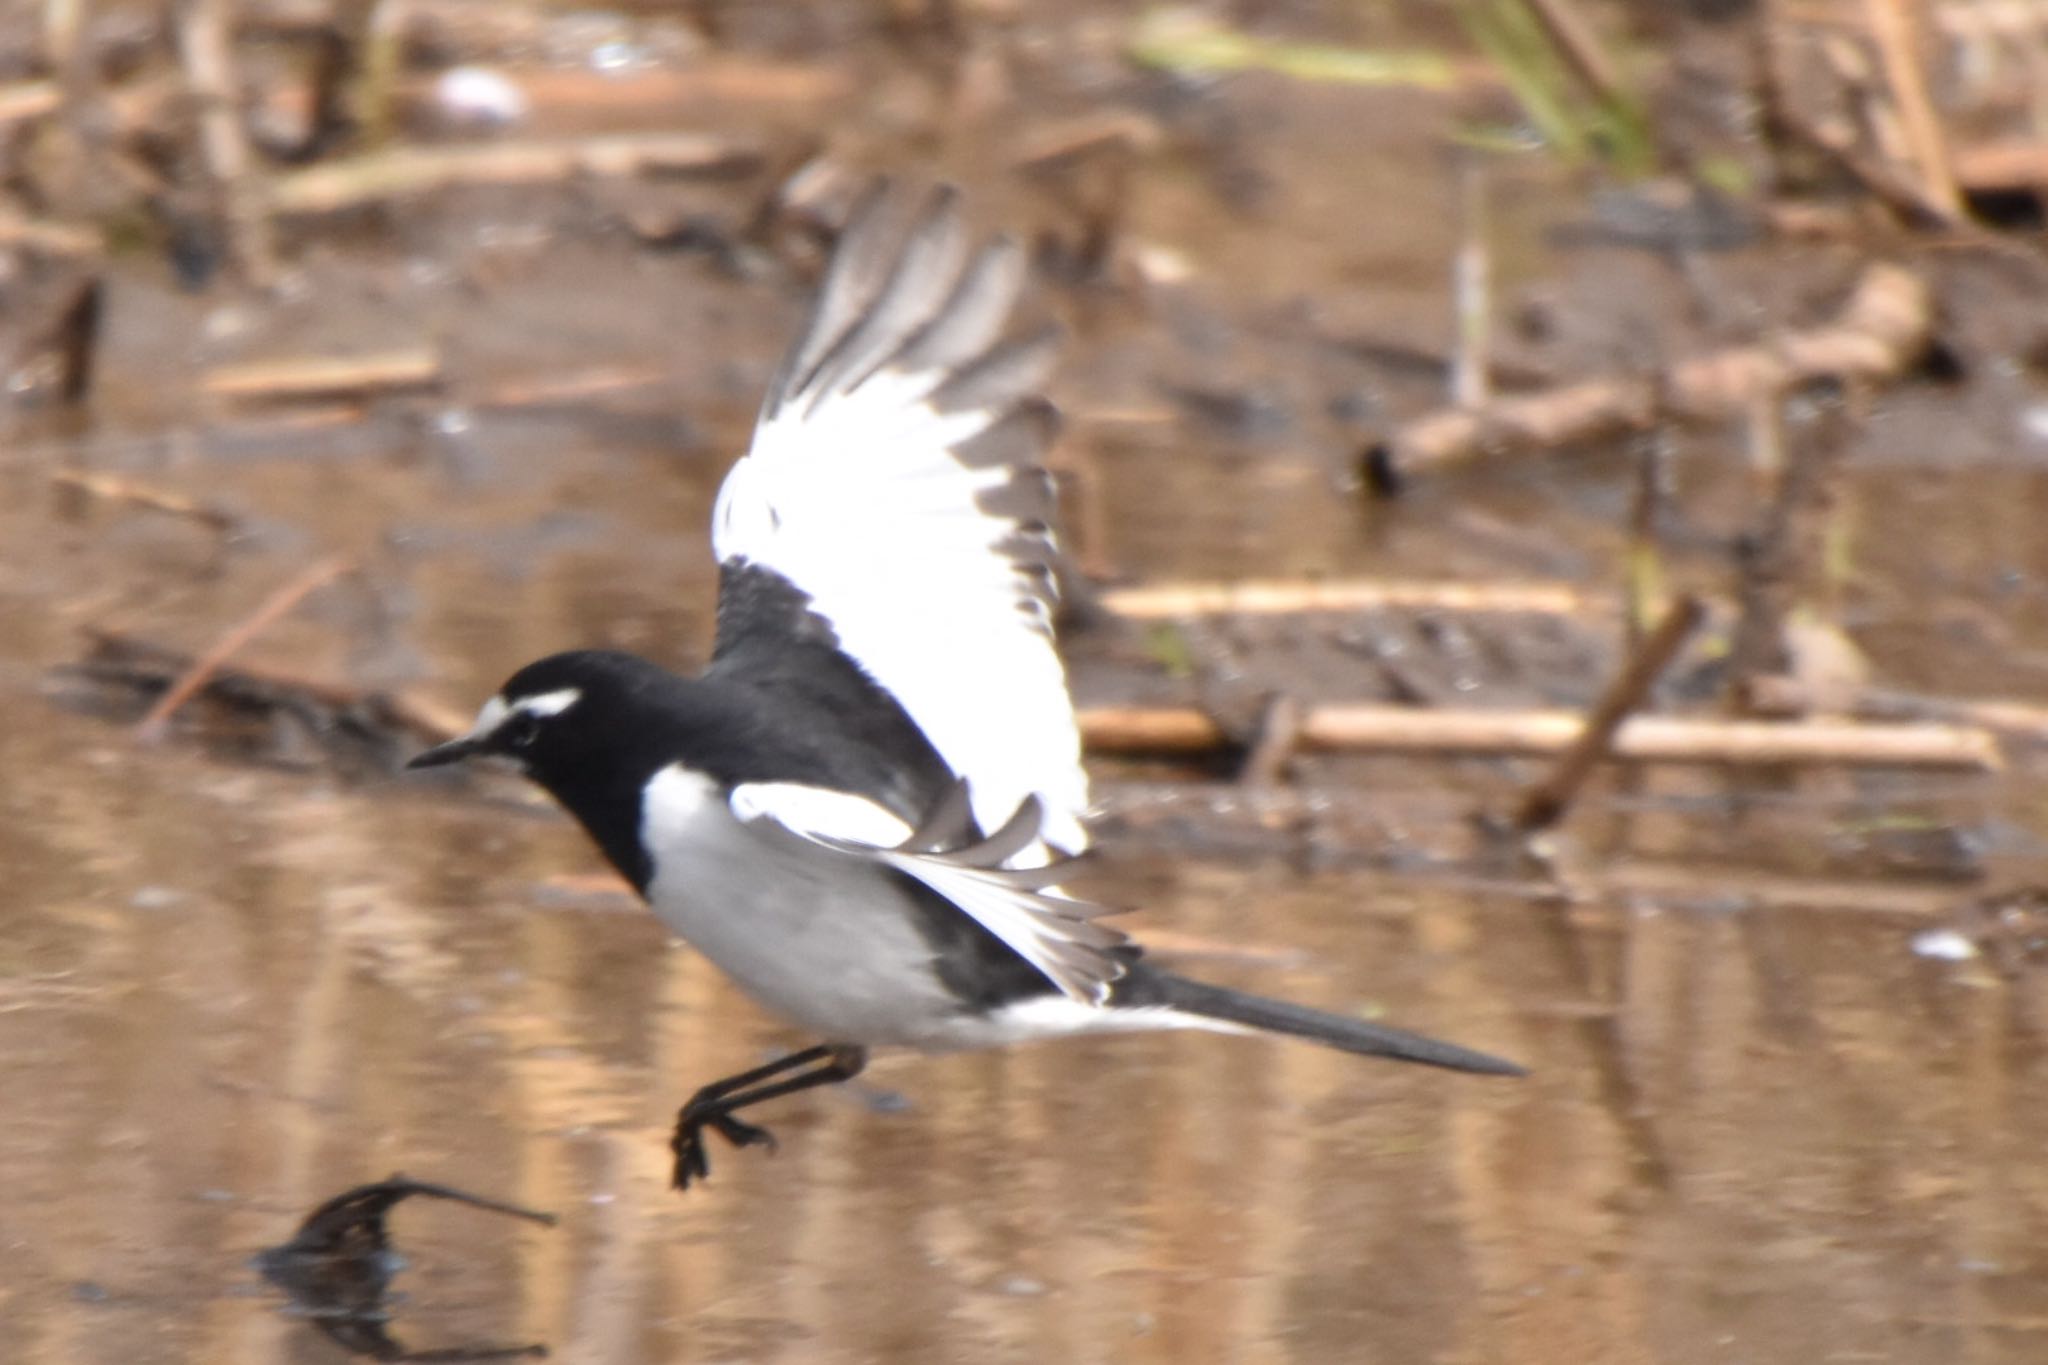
1079 703 2000 770
1522 0 1630 109
202 347 442 401
0 78 61 123
1863 0 1965 219
175 0 279 287
1099 578 1598 617
0 211 101 255
267 132 758 215
1451 153 1491 408
1951 138 2048 193
424 61 851 113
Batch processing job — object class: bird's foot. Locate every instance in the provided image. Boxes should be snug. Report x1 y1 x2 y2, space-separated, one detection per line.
670 1106 778 1190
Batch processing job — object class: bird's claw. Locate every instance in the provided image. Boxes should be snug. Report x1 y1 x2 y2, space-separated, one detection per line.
669 1108 779 1189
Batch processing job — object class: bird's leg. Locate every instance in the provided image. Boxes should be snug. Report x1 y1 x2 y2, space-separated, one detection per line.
671 1044 867 1190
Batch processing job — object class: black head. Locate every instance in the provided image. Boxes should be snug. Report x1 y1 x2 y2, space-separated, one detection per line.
407 649 686 789
408 651 699 891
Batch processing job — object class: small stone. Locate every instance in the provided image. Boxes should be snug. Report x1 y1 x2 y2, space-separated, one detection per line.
1910 929 1978 962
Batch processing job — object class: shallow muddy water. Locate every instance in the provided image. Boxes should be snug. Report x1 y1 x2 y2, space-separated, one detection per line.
5 6 2048 1363
7 682 2047 1365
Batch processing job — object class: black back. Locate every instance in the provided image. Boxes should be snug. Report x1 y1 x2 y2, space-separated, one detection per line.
488 645 1077 1014
493 646 951 893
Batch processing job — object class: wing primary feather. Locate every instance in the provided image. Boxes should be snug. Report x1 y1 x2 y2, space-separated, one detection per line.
975 467 1057 526
880 855 1128 1002
961 795 1044 867
900 778 977 854
760 180 898 420
888 235 1028 376
929 325 1064 416
953 396 1061 470
795 186 970 410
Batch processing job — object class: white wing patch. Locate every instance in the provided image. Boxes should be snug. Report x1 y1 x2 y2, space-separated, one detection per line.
728 781 911 848
712 188 1090 857
729 781 1125 1004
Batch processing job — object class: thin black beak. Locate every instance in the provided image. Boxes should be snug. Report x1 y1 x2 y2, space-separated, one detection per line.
407 736 483 769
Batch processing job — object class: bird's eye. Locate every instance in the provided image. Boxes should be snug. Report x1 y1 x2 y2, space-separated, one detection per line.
502 713 541 749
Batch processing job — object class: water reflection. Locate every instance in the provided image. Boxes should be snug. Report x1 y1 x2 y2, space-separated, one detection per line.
256 1176 553 1361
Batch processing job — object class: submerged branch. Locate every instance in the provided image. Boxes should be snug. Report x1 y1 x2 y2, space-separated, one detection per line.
1367 263 1932 490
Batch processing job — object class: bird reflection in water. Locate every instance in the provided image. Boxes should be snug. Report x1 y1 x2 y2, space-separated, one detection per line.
256 1175 556 1362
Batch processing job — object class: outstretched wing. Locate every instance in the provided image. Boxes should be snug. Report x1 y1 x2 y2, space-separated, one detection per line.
728 780 1126 1004
709 186 1089 855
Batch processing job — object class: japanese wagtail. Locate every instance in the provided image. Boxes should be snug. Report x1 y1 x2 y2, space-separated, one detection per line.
410 186 1523 1191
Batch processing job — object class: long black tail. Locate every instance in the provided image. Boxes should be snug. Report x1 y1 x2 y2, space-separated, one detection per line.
1115 966 1525 1076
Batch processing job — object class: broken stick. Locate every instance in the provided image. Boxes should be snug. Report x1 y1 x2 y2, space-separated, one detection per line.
1366 262 1932 490
135 556 355 743
1513 594 1705 830
51 469 234 529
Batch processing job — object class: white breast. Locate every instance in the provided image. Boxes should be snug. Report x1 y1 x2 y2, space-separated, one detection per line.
638 765 962 1047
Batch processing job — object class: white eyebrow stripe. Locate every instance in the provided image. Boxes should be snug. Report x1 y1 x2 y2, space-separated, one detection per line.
462 686 582 742
468 694 510 736
515 687 582 718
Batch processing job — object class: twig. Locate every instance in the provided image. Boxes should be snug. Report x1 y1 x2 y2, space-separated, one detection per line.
1521 0 1629 110
50 470 236 530
1513 594 1705 831
1099 578 1599 618
202 347 441 402
1078 704 2000 770
266 132 760 215
176 0 278 287
1451 152 1492 408
355 0 407 146
1769 85 1966 228
0 78 61 124
1863 0 1965 220
48 275 101 404
41 0 82 71
1365 262 1931 490
134 556 355 743
1624 428 1674 643
0 212 101 256
90 627 469 741
1951 139 2048 194
1238 693 1304 788
1724 387 1857 711
1011 111 1164 171
473 364 665 409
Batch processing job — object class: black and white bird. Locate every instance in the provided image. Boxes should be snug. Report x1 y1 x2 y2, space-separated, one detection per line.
409 186 1522 1191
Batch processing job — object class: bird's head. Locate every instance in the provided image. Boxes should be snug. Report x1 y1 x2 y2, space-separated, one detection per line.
406 650 670 787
